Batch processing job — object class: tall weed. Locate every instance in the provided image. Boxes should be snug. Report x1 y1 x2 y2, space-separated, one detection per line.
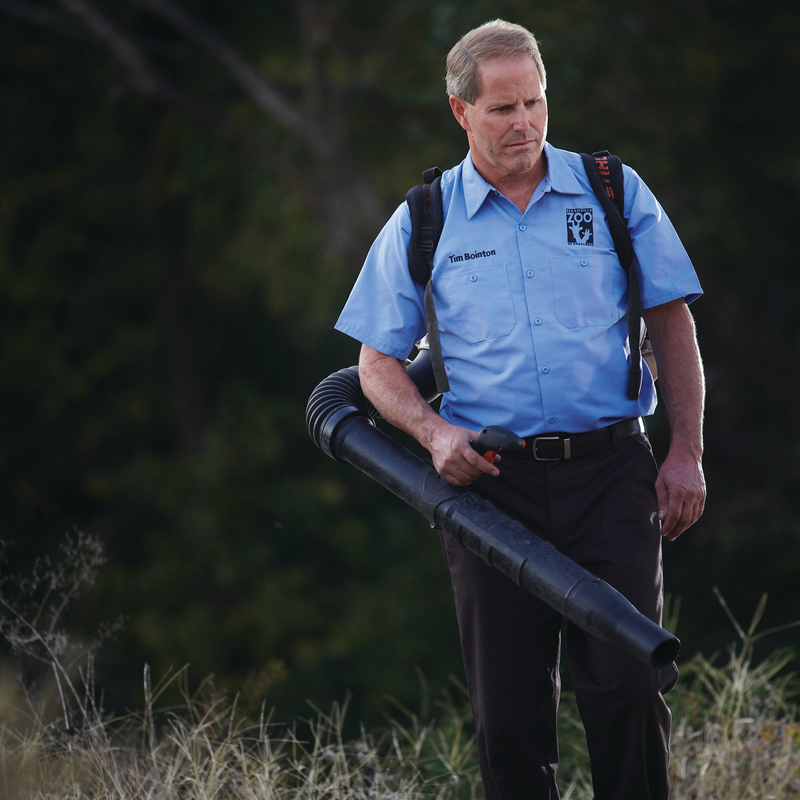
668 589 800 799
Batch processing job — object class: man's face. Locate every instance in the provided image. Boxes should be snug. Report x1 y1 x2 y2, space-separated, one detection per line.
450 56 548 186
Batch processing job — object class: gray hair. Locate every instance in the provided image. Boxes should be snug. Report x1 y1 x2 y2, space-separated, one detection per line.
446 20 547 104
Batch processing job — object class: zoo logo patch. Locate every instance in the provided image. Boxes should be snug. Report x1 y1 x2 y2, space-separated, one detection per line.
566 208 594 246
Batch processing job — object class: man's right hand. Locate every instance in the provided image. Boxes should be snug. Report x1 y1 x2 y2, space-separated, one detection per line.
427 421 500 487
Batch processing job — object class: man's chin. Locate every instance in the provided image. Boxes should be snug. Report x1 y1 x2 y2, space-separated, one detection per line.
505 154 541 175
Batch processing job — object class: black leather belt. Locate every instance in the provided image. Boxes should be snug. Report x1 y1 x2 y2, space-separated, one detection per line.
520 417 645 461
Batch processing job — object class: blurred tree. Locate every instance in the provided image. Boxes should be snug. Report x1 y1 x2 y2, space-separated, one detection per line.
0 0 472 723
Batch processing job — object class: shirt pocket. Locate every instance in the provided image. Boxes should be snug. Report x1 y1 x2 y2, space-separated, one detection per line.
550 254 627 328
436 264 517 343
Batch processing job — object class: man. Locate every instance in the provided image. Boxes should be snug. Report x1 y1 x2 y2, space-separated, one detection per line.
335 19 705 800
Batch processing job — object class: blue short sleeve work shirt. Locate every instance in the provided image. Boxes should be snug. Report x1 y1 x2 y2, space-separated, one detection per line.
335 143 702 437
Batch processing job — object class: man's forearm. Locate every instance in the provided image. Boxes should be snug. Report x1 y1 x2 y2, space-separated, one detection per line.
642 299 705 457
358 343 498 486
642 298 706 539
358 344 447 451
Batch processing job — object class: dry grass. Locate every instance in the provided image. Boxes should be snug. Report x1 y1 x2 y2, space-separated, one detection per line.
0 669 482 800
3 633 796 800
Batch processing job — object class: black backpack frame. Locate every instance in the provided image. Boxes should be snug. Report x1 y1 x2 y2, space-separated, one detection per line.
406 151 646 401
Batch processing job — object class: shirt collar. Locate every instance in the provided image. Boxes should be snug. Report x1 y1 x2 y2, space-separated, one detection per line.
462 142 585 219
462 154 495 219
543 142 585 196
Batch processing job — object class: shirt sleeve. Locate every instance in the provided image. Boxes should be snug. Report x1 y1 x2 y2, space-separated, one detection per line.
335 202 428 359
623 166 703 309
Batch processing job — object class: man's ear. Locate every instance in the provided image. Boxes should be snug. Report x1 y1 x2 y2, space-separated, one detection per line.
449 95 471 132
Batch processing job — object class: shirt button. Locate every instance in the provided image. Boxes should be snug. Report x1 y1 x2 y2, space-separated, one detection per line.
541 366 550 374
470 275 478 282
548 416 556 424
534 318 543 325
580 259 589 267
526 270 534 278
518 224 527 231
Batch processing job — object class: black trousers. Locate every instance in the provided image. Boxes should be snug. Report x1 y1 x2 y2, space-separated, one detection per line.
440 433 677 800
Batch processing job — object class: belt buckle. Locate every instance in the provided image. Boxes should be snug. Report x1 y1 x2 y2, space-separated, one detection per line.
531 435 563 462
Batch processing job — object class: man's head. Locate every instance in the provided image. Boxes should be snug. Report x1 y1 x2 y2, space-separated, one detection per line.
447 21 549 190
446 20 547 105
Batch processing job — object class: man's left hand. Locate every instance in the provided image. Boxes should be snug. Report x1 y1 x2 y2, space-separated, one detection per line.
655 452 706 541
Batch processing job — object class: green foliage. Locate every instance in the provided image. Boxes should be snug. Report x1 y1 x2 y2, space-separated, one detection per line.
0 0 799 728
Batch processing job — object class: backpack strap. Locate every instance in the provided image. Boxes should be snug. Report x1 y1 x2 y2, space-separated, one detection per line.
580 151 643 400
406 168 450 394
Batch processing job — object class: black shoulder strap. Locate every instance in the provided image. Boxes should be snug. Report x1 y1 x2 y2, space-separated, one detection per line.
406 168 449 394
580 151 643 400
406 168 442 285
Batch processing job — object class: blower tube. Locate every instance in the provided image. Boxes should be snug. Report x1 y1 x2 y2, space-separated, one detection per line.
306 351 680 670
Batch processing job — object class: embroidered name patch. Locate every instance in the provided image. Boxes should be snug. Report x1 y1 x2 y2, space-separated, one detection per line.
566 208 594 246
447 249 496 264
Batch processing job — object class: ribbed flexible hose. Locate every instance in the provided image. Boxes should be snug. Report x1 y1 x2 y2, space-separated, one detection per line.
306 366 379 460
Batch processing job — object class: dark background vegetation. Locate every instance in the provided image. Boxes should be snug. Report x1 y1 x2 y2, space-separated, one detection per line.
1 0 798 726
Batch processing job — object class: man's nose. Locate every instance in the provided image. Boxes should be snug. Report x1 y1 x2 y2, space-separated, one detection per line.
511 105 529 130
